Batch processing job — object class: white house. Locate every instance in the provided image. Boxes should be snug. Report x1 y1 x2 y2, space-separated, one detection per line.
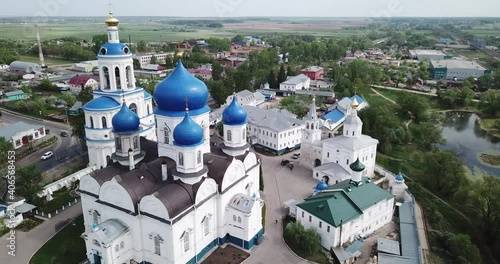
134 52 175 69
322 95 367 131
0 121 46 150
69 76 99 93
245 106 305 154
78 13 263 264
279 74 310 92
225 90 266 107
296 176 394 250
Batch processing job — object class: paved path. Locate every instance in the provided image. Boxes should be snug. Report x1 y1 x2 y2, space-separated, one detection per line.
414 203 429 251
247 153 318 264
371 85 438 97
0 202 83 264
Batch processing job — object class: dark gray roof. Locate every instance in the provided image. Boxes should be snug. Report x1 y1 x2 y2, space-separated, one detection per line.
89 135 253 218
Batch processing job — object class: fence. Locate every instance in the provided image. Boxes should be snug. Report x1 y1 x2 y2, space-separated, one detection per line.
38 166 94 201
32 197 81 220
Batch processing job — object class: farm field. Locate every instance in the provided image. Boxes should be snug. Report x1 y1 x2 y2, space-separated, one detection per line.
0 18 371 42
17 55 77 65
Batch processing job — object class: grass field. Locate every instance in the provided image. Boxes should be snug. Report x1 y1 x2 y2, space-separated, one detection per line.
30 215 86 264
17 55 77 65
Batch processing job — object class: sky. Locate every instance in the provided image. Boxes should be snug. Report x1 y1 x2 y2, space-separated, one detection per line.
1 0 499 18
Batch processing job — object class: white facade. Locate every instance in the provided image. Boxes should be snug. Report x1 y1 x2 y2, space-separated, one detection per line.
279 74 310 92
70 78 99 93
225 90 266 107
297 195 394 249
0 121 46 150
245 107 305 153
134 52 175 68
301 99 378 185
84 14 156 170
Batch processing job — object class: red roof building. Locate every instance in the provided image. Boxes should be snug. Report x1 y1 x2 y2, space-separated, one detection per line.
68 75 99 93
300 66 324 80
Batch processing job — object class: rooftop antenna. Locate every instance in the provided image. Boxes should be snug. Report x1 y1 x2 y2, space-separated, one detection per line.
35 24 46 68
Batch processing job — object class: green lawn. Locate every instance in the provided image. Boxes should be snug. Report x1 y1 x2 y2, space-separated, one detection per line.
30 215 86 264
36 188 78 214
17 55 77 66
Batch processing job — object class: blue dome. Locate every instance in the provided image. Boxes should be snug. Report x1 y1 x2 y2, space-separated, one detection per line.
98 43 131 56
223 96 247 126
153 60 209 112
84 97 120 111
314 181 328 191
112 104 140 133
395 173 404 182
173 111 203 146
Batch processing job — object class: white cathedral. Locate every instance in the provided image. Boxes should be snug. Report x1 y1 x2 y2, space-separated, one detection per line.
299 96 379 185
78 13 263 264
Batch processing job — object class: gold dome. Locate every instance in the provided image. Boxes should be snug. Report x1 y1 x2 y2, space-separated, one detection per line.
105 12 119 27
351 97 359 109
176 51 184 58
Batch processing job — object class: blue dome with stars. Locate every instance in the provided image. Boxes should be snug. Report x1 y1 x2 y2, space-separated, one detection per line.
98 43 131 57
223 96 247 126
314 181 328 191
112 104 140 133
173 111 203 146
153 60 209 113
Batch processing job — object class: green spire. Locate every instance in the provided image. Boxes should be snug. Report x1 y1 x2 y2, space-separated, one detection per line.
350 158 365 172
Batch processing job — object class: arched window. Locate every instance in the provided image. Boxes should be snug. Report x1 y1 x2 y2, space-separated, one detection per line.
154 236 161 256
197 150 202 164
115 138 121 152
201 122 206 140
90 116 94 128
238 216 241 223
103 67 110 89
183 233 189 252
242 129 246 140
164 126 170 144
179 153 184 166
125 66 133 88
233 215 236 221
147 104 151 115
102 116 107 128
120 241 124 249
115 67 121 89
92 210 100 224
93 239 101 247
352 131 354 136
227 130 232 141
306 123 309 129
129 103 137 114
115 245 119 252
203 218 209 236
133 136 138 149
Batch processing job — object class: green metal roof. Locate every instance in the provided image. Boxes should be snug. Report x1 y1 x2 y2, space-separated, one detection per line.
349 158 365 172
297 178 393 227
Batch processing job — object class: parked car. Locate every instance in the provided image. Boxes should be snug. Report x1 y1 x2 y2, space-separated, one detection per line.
60 131 69 137
41 151 54 160
292 152 301 159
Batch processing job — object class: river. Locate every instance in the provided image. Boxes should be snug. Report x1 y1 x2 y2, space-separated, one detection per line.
439 112 500 176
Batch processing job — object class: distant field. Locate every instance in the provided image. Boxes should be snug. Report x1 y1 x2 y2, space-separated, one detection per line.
0 19 371 42
17 55 77 65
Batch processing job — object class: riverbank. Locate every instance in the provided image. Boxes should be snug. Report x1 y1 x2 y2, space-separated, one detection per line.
476 118 500 140
479 152 500 168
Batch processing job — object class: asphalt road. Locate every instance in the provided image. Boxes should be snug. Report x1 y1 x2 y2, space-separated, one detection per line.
0 110 86 172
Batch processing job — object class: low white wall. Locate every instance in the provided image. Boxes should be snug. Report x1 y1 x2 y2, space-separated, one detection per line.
38 166 95 198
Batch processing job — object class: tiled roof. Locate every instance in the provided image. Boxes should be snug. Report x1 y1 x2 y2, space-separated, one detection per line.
297 178 393 227
69 75 94 85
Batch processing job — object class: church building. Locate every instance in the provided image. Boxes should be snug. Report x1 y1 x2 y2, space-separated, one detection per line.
299 96 378 185
83 12 157 169
78 13 263 264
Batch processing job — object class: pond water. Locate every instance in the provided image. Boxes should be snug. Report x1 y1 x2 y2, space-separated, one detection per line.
439 112 500 176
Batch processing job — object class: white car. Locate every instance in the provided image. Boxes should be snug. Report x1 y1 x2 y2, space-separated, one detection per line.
292 152 301 159
41 151 54 160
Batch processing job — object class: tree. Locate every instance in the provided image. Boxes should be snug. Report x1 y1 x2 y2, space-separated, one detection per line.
91 34 107 54
479 90 500 115
60 93 76 108
150 55 157 65
461 175 500 245
398 93 430 122
232 35 245 43
267 69 278 89
287 64 296 76
206 38 231 52
207 80 231 106
478 74 494 91
38 78 57 91
211 61 224 81
423 151 468 197
0 137 13 168
284 221 322 256
71 86 94 141
137 40 148 52
446 234 482 264
277 64 287 84
409 122 443 150
16 164 43 202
